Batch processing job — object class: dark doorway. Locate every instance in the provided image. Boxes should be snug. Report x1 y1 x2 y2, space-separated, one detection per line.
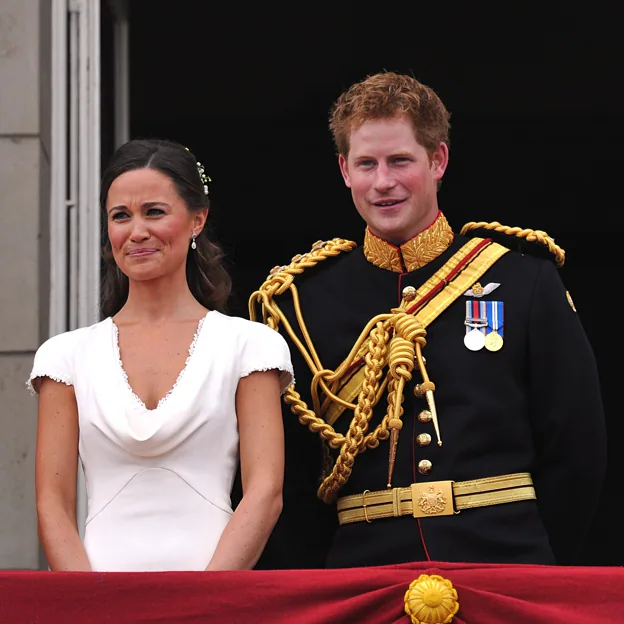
126 3 623 566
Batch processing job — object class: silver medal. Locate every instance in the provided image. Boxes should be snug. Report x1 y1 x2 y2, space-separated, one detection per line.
464 328 486 351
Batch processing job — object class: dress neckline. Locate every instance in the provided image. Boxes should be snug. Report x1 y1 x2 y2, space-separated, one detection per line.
110 311 213 413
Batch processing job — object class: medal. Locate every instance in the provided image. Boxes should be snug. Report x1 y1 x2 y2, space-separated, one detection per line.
464 301 487 351
484 331 503 351
464 328 486 351
484 300 504 352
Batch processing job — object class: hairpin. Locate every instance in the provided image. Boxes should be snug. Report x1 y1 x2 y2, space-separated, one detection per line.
185 146 211 195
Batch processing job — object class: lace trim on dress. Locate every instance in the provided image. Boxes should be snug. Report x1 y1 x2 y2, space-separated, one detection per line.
26 372 73 396
240 365 295 395
112 315 208 412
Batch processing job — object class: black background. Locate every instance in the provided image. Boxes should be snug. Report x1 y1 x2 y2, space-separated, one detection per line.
103 2 623 566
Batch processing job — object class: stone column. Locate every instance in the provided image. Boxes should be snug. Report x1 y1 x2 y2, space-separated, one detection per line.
0 0 51 570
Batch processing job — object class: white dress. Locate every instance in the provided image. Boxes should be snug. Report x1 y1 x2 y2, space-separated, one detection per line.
27 310 294 572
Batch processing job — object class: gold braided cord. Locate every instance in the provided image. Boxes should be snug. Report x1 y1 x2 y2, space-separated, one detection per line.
249 238 360 452
460 221 565 267
361 313 426 451
316 321 390 501
249 238 394 425
319 371 389 424
250 239 436 502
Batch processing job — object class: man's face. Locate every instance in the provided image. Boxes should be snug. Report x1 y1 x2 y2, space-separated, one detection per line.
339 115 448 245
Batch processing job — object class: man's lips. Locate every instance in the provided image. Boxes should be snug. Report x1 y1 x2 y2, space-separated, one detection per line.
372 199 406 208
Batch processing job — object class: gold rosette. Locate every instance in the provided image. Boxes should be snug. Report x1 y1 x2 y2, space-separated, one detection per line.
404 574 459 624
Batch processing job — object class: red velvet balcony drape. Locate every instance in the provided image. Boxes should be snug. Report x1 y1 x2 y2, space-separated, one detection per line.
1 561 623 624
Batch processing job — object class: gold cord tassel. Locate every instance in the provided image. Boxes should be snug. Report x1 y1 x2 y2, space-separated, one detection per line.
387 419 403 488
414 344 442 446
424 385 442 446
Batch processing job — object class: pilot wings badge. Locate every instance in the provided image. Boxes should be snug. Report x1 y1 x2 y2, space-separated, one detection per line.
464 282 500 298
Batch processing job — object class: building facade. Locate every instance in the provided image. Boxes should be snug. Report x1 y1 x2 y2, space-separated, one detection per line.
0 0 126 569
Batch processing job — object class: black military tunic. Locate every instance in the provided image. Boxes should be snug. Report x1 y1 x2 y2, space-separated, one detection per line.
254 221 606 569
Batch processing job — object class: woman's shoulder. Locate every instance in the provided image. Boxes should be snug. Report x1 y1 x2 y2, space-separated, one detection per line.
37 318 110 354
28 319 111 394
211 311 285 343
211 313 294 392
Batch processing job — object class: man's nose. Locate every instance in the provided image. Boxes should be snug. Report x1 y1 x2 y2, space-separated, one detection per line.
373 163 397 191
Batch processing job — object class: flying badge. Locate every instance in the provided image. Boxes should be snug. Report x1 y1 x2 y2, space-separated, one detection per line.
464 282 500 298
464 300 505 352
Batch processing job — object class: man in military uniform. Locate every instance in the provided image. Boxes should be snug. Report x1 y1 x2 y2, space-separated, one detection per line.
250 71 606 569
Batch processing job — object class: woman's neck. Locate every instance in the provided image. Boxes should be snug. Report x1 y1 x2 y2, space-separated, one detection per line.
116 270 207 324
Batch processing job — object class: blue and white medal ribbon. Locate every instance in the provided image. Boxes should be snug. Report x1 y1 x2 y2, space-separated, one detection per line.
484 301 504 351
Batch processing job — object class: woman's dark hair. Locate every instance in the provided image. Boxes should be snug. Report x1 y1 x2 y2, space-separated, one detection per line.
100 138 232 318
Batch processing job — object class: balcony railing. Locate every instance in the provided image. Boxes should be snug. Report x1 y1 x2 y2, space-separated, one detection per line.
2 561 623 623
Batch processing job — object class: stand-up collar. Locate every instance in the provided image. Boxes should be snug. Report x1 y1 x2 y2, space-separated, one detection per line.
363 211 454 272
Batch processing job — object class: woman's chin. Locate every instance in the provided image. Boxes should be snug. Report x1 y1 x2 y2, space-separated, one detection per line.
123 266 164 282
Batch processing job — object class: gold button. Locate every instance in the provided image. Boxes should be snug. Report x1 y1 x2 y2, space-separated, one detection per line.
418 459 432 475
418 410 432 423
416 433 432 447
402 286 417 301
414 384 424 398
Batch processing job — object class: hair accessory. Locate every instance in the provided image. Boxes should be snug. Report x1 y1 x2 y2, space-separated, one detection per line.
196 161 211 196
185 146 211 195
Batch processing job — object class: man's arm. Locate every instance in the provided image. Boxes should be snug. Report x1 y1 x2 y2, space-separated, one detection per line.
528 261 607 564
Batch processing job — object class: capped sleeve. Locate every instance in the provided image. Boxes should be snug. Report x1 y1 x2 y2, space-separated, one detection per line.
26 330 80 395
239 321 295 394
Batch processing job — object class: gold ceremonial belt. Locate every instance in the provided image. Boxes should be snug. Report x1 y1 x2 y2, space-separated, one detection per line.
337 473 535 525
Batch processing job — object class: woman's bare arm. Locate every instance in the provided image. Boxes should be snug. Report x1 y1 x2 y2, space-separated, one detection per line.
35 377 91 571
205 370 284 570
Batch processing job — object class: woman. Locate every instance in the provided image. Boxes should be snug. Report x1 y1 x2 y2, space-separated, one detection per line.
28 139 292 572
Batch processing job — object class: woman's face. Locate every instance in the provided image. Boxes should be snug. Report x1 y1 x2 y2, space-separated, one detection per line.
106 167 206 282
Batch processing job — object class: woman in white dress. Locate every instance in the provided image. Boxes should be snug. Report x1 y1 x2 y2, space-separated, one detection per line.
29 139 293 572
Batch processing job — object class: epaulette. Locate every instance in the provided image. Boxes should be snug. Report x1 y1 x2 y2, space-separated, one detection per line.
249 238 356 325
265 237 356 283
460 221 565 268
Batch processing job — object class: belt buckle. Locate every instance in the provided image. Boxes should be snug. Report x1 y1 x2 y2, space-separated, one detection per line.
410 481 455 518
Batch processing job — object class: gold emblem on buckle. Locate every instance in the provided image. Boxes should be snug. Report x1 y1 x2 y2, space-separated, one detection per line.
411 481 455 518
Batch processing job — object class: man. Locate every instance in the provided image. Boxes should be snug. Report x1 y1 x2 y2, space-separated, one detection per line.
250 71 606 569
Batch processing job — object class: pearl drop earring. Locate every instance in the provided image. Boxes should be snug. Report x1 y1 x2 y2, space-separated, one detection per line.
191 232 197 250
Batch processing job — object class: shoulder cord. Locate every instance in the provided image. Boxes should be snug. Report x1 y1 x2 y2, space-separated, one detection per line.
249 239 432 503
460 221 565 267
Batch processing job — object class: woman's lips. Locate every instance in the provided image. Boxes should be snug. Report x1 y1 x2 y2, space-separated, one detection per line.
128 248 158 257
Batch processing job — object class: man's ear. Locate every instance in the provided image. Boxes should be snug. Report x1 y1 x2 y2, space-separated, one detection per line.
338 154 352 188
431 142 449 183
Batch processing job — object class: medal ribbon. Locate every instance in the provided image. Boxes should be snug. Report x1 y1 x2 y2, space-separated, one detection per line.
485 301 504 337
465 300 488 335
